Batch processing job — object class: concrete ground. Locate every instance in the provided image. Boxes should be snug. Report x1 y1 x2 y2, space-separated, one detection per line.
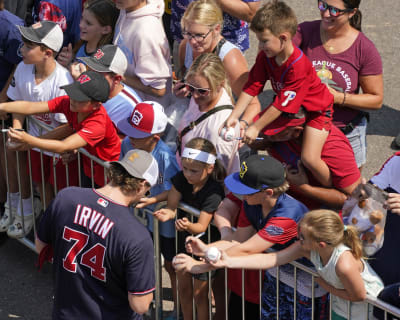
0 0 398 319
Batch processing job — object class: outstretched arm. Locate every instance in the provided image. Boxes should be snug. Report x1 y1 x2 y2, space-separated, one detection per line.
0 100 50 115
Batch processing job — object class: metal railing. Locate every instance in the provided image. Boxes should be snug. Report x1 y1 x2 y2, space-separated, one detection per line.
1 116 400 320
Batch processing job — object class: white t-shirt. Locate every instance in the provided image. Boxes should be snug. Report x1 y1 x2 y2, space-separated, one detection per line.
177 89 240 175
7 61 73 156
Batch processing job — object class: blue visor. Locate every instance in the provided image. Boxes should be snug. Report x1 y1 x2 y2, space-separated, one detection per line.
224 172 260 195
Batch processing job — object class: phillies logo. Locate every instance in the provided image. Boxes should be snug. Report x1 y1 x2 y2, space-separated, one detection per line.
77 74 91 84
94 49 104 60
97 198 109 208
281 91 296 107
130 109 143 126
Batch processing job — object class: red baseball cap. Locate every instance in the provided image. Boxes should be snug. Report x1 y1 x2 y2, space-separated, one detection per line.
254 106 306 136
117 101 168 138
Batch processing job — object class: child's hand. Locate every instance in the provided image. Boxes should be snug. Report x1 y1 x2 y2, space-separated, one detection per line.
185 236 207 256
57 43 73 68
136 197 155 209
69 62 86 80
224 115 239 131
7 128 30 145
243 124 260 144
208 250 230 268
60 150 78 164
172 253 197 273
175 217 190 231
153 208 174 222
286 160 309 186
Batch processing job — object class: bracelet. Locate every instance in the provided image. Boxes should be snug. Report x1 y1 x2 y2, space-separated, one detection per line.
341 92 347 107
240 119 249 128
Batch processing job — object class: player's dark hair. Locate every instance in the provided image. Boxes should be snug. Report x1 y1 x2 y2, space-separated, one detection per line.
183 137 226 183
108 163 145 194
250 0 297 37
343 0 362 31
0 0 4 11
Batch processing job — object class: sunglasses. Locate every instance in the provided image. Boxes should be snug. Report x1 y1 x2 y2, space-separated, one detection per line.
318 0 353 17
184 83 211 96
182 28 212 42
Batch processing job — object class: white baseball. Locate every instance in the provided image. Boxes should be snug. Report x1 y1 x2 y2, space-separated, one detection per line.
220 127 235 142
205 246 221 262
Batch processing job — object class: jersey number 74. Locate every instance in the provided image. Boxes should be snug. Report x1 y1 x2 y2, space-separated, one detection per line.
62 226 107 282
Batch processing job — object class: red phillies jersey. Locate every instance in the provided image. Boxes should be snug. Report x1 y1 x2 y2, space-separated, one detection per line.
48 96 121 186
243 46 333 115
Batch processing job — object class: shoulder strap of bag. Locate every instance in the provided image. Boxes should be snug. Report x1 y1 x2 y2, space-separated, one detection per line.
180 105 234 139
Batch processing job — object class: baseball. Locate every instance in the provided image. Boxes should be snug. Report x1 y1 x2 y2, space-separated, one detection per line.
220 127 235 142
205 246 221 263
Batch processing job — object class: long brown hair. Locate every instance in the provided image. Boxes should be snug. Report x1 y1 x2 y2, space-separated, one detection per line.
300 209 363 260
73 0 120 55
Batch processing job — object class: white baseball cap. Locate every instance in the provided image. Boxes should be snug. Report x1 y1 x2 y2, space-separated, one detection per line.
18 21 63 52
110 149 159 187
117 101 168 138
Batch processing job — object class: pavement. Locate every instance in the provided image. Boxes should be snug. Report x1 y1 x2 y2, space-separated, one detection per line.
0 1 399 319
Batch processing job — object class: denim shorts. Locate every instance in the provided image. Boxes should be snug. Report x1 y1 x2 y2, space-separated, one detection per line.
345 116 367 167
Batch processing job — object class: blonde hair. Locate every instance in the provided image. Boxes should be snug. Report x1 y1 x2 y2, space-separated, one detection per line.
251 0 298 37
185 52 233 102
181 0 223 32
300 209 363 260
183 137 226 183
271 180 290 196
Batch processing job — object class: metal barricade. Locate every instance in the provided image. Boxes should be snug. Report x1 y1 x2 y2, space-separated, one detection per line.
1 116 400 320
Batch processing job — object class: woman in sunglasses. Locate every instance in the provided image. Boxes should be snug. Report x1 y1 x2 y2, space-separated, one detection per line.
173 0 260 133
176 53 240 176
293 0 383 170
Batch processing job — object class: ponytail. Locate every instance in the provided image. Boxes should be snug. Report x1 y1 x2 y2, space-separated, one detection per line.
301 209 363 260
211 158 227 184
342 0 362 31
349 9 362 31
342 225 363 260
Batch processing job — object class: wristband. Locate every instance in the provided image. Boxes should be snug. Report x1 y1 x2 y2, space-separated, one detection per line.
240 119 249 128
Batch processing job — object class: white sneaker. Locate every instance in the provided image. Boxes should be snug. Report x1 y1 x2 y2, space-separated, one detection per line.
7 214 34 239
0 202 16 232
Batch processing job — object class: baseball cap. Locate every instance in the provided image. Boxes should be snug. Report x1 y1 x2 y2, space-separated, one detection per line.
255 106 306 136
18 21 63 52
79 44 128 75
61 71 110 103
224 155 285 195
117 101 168 138
111 149 159 186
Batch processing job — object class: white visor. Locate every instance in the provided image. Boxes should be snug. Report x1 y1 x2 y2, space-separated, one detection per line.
181 148 216 164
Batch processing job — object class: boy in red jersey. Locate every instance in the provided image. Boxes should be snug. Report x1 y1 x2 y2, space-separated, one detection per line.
225 0 334 187
0 71 121 187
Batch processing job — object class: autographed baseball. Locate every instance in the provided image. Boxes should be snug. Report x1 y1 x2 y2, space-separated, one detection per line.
220 127 235 142
205 246 221 263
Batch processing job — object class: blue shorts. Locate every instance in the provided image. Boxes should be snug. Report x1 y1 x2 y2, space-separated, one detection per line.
261 272 329 320
345 116 367 167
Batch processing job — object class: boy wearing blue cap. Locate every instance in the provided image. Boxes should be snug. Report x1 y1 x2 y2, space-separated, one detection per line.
173 154 329 319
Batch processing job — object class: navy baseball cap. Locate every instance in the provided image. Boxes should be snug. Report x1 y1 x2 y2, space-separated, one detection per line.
225 155 285 195
61 71 109 102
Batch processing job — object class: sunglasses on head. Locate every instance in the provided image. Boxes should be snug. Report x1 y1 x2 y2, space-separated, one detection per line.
184 83 211 96
318 0 353 17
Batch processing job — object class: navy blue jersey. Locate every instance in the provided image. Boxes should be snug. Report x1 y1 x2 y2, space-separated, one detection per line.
241 193 308 251
370 152 400 286
37 187 155 320
0 9 23 91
